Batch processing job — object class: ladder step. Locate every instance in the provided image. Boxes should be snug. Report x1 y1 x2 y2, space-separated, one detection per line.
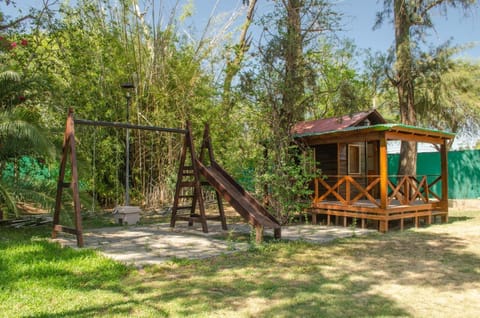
60 182 71 188
174 215 205 222
176 206 193 210
179 195 194 199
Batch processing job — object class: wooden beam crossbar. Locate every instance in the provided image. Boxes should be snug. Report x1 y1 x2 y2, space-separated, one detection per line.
315 177 347 204
74 118 187 134
350 177 381 207
387 177 407 205
387 176 440 206
314 176 381 207
407 176 428 203
427 176 442 201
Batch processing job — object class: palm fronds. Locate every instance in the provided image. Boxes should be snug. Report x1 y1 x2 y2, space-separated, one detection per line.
0 181 18 219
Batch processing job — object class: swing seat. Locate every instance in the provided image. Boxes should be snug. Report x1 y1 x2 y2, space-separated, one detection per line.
113 206 141 225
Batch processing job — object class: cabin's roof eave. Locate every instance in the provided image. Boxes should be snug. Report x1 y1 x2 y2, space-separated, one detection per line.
292 109 386 135
293 123 456 140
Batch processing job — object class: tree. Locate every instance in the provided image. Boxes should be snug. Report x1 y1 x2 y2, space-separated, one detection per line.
223 0 258 109
35 0 227 207
0 1 58 218
240 0 341 221
416 54 480 133
376 0 477 176
0 99 55 220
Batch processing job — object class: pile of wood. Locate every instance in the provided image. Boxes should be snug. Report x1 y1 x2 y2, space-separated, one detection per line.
0 215 53 228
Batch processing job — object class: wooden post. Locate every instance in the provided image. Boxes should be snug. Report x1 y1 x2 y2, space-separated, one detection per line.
274 228 281 240
69 116 83 247
440 140 449 214
379 219 388 233
255 225 264 244
379 136 388 209
52 108 84 247
346 177 351 204
199 124 227 230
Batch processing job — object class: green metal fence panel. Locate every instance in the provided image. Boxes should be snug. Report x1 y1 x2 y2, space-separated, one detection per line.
388 150 480 199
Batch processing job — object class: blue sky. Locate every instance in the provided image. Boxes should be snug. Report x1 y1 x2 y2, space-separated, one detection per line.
3 0 478 59
337 0 479 59
192 0 479 60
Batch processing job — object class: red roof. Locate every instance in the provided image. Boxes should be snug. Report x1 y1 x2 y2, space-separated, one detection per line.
292 110 386 136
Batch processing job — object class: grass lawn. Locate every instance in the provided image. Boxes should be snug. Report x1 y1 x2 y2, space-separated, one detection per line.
1 210 479 317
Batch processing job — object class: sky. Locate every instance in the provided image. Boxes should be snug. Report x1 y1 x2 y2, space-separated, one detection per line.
193 0 480 60
337 0 479 60
3 0 479 60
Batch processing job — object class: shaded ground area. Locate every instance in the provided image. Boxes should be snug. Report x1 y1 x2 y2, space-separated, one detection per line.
53 222 373 265
2 210 479 317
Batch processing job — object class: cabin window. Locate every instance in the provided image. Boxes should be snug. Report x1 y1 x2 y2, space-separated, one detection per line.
348 144 361 174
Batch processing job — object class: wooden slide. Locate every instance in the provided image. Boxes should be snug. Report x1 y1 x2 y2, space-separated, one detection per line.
196 160 281 241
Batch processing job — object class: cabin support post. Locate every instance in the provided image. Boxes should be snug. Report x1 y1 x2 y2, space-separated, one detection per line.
379 136 388 232
311 213 317 225
440 140 449 223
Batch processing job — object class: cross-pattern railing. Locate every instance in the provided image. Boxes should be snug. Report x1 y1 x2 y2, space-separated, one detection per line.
387 175 441 205
313 175 442 207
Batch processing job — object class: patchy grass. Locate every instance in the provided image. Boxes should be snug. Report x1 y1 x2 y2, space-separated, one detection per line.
1 210 480 317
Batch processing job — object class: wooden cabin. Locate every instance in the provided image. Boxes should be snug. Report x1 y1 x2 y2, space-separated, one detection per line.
292 110 455 232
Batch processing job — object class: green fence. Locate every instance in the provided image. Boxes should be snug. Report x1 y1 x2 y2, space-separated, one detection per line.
388 150 480 199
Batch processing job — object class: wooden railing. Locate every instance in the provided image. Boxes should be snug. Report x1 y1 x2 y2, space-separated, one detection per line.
313 175 442 207
387 175 441 205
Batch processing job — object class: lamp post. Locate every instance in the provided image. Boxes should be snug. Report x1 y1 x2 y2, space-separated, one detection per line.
121 83 135 206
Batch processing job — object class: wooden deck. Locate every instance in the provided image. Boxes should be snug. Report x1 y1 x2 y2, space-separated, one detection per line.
308 175 448 232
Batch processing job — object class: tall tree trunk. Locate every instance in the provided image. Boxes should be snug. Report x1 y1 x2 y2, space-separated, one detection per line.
282 0 304 133
394 0 417 176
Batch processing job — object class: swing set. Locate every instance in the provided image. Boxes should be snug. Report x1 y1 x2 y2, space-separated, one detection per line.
52 108 281 248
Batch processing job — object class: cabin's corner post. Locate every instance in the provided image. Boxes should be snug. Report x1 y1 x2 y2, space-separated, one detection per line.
440 139 449 221
379 136 388 232
379 137 388 209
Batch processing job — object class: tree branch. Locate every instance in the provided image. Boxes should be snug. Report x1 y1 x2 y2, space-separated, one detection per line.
0 14 34 31
420 0 447 20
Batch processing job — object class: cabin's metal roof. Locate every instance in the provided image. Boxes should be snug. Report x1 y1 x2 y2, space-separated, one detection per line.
293 123 456 140
291 109 387 136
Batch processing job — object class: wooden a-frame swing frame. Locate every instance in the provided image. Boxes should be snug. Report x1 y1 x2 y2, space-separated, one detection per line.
52 108 227 247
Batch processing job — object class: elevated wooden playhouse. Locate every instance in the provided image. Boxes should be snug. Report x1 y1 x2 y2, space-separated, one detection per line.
292 110 455 232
